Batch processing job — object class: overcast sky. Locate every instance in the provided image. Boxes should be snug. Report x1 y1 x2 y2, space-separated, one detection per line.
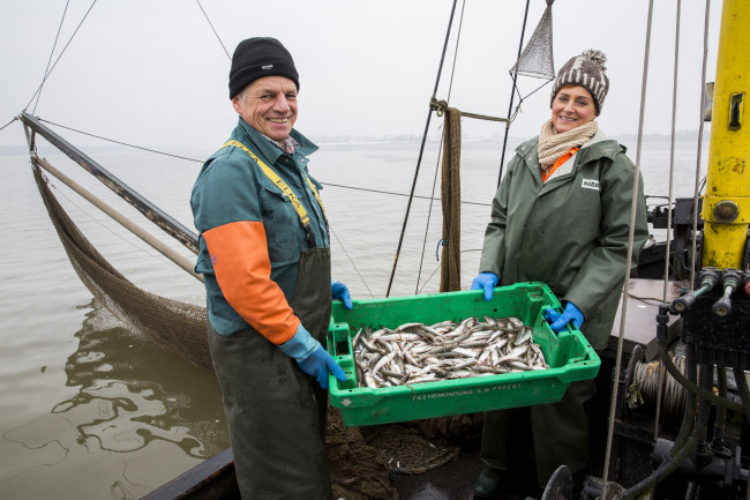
0 0 722 153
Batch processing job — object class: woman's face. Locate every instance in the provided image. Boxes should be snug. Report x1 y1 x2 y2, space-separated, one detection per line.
551 85 596 133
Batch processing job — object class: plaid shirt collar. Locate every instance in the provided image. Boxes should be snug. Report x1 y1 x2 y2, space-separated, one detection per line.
264 134 300 155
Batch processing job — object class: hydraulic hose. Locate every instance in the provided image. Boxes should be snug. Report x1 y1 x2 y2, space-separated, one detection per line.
617 419 702 499
712 367 729 451
732 364 750 424
712 269 742 317
693 366 714 464
671 343 697 454
617 360 713 499
657 333 741 412
731 363 750 500
670 267 719 314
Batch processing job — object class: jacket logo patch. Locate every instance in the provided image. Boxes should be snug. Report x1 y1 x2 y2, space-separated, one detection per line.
581 179 600 191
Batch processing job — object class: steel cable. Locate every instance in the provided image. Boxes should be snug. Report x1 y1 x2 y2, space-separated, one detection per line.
601 0 655 495
23 0 98 112
653 0 683 446
690 0 712 288
632 356 687 418
496 0 531 187
415 0 466 295
37 117 204 162
32 0 70 114
195 0 231 60
0 117 18 134
35 117 494 207
385 0 460 297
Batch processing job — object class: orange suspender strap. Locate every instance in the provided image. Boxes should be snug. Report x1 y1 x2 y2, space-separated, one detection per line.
542 147 579 183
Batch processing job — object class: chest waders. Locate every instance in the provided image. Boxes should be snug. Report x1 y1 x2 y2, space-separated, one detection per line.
208 141 333 499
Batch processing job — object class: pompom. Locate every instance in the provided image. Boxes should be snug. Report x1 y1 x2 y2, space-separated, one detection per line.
580 49 607 71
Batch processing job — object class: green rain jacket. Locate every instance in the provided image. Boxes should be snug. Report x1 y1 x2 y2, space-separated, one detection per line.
478 132 649 349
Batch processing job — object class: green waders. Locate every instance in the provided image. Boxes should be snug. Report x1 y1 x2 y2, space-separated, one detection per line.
480 378 596 488
208 247 333 500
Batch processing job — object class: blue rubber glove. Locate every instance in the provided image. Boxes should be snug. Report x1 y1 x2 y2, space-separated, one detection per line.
280 324 347 389
331 281 353 310
298 345 347 389
544 301 584 333
471 272 499 301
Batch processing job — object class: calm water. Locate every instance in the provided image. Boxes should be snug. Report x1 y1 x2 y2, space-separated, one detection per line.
0 137 706 498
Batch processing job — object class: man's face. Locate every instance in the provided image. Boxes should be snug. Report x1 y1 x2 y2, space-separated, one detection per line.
232 75 298 141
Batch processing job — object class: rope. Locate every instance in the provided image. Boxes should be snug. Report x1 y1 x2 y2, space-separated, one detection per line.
601 0 654 495
690 0 712 289
415 126 445 295
631 357 687 418
330 227 375 299
430 98 508 123
662 0 681 301
439 106 462 292
0 117 18 134
24 0 98 112
36 118 204 162
32 0 70 114
195 0 231 61
511 77 553 117
415 0 466 295
318 182 490 207
496 0 532 188
385 0 459 297
654 0 683 443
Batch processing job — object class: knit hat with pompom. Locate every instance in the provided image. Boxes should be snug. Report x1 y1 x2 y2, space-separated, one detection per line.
550 49 609 115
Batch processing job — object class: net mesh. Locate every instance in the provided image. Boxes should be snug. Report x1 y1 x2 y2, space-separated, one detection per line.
509 1 555 80
33 161 213 370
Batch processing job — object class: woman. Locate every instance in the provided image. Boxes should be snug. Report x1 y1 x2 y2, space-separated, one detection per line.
470 50 649 497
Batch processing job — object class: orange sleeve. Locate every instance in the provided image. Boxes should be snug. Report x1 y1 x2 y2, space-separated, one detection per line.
203 220 299 344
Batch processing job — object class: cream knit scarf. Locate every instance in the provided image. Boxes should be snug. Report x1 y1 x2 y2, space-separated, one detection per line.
537 119 598 169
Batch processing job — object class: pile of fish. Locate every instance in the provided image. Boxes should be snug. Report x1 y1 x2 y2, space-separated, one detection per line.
352 316 549 389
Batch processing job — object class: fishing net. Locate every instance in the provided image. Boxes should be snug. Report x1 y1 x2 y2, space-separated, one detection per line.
509 0 556 81
31 157 469 495
32 159 213 370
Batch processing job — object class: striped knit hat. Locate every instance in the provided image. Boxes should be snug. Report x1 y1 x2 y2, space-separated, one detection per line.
550 50 609 115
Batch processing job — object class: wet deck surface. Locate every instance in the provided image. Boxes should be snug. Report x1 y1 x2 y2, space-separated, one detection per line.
392 447 542 500
391 448 481 499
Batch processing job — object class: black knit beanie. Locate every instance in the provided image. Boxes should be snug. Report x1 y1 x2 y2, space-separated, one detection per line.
550 49 609 115
228 37 299 99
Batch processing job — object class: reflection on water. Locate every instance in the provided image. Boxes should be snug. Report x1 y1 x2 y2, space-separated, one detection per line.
1 300 229 498
52 302 228 459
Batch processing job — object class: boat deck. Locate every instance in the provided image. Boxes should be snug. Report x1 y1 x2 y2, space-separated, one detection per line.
143 278 677 499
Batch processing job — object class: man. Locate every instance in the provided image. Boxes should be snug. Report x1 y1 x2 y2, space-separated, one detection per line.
190 37 351 499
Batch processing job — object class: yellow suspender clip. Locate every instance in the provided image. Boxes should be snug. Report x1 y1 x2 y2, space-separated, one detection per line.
223 140 324 224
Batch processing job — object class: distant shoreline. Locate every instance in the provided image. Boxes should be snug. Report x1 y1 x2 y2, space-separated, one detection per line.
0 131 711 157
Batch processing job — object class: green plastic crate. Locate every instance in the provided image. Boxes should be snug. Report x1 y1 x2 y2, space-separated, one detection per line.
326 282 600 426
